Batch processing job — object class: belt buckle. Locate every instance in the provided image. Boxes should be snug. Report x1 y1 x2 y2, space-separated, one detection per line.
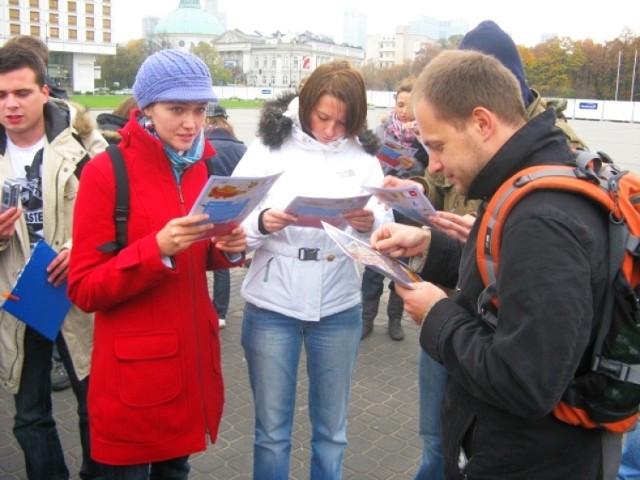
298 248 319 261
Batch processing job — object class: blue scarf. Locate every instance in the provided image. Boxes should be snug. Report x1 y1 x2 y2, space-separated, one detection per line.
138 114 205 180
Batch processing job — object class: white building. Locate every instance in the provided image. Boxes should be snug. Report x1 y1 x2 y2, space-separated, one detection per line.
0 0 116 93
366 26 436 69
343 7 366 48
212 29 365 87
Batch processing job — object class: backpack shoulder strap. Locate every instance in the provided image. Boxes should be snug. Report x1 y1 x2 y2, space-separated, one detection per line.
476 161 616 324
97 144 129 253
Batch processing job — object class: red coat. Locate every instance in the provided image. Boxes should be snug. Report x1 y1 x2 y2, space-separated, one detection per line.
68 111 239 465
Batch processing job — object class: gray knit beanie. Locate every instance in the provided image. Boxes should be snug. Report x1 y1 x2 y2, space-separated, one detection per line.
133 49 217 110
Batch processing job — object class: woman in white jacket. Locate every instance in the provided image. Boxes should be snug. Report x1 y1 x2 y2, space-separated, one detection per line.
233 60 390 480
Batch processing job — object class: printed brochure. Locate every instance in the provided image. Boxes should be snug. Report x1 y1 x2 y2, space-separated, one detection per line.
284 194 371 229
376 139 419 169
363 184 437 226
322 221 421 288
189 172 283 235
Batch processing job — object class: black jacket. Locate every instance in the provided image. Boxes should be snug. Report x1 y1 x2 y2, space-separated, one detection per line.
420 109 611 479
204 128 247 177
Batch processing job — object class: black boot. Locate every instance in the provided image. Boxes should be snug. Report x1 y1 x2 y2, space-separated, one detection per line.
387 288 405 341
361 298 380 340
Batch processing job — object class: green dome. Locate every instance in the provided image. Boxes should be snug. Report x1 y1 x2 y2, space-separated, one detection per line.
155 0 224 36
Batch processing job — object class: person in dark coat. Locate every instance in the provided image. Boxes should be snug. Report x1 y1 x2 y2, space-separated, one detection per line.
204 104 247 328
372 49 621 479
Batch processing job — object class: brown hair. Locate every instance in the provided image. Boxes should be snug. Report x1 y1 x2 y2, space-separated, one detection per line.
396 76 416 97
298 60 367 138
412 50 525 130
112 96 138 118
5 35 50 65
207 116 239 140
0 42 47 87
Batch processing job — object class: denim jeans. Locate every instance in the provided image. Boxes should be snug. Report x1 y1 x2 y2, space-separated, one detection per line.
13 327 100 480
414 348 447 480
212 268 230 318
619 425 640 479
99 456 190 480
241 302 361 480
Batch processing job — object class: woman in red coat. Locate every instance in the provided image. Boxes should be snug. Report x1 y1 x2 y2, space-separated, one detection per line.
67 50 246 478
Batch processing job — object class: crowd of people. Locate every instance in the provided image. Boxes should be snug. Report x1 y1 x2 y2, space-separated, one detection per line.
0 20 638 480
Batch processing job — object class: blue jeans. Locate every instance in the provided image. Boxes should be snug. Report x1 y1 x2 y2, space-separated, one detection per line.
619 425 640 479
13 327 100 480
213 268 230 318
99 456 190 480
414 348 447 480
241 302 361 480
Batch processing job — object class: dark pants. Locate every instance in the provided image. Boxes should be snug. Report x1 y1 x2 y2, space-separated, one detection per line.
13 327 100 480
213 268 230 318
99 456 190 480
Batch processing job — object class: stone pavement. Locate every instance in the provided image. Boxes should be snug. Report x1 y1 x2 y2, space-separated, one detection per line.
0 266 425 479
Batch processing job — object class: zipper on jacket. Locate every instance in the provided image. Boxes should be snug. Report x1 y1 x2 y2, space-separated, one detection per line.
178 173 211 440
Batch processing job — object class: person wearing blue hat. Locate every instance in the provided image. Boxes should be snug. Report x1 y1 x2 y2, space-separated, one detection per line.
68 49 247 478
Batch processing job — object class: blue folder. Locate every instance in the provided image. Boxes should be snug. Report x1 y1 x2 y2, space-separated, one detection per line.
2 240 71 341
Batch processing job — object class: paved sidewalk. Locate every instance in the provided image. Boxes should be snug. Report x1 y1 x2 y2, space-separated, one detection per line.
0 266 424 479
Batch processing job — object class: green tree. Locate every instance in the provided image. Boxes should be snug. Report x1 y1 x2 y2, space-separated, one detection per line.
97 39 148 90
190 42 232 85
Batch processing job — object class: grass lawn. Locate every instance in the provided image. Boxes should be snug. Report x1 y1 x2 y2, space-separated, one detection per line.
70 95 264 110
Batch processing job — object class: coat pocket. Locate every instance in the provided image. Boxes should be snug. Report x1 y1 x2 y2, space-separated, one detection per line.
114 332 182 407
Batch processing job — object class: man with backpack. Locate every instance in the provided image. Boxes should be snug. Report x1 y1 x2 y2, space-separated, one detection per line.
371 49 623 479
0 42 106 479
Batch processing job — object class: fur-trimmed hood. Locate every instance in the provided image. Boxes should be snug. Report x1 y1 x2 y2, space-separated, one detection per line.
257 92 380 155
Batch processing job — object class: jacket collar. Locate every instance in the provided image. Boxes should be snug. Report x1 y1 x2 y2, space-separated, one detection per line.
119 109 215 163
0 100 68 155
467 109 576 201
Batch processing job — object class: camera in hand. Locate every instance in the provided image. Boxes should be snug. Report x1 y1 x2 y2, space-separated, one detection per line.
1 179 21 212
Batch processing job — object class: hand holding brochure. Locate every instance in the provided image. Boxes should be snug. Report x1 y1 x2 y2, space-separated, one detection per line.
363 184 436 226
321 221 421 288
1 240 71 341
284 194 371 229
189 172 283 235
376 139 419 169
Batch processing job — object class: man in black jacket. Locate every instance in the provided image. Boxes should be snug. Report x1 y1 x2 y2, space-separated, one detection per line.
371 49 621 479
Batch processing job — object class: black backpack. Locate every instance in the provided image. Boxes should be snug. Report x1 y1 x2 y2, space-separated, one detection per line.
97 144 215 253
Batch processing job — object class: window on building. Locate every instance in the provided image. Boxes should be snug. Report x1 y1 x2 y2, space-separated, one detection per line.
9 9 19 20
30 0 39 6
68 1 76 12
254 58 259 68
10 24 20 34
9 0 19 5
30 25 40 35
86 30 94 41
103 18 111 29
86 17 94 27
49 13 58 23
271 58 276 68
30 11 39 22
85 3 94 14
103 32 111 42
68 29 77 39
68 15 76 26
49 0 58 8
50 27 59 38
102 5 110 15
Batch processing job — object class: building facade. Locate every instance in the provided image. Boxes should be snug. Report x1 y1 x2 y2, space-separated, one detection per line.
0 0 116 92
212 29 365 87
343 7 366 48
